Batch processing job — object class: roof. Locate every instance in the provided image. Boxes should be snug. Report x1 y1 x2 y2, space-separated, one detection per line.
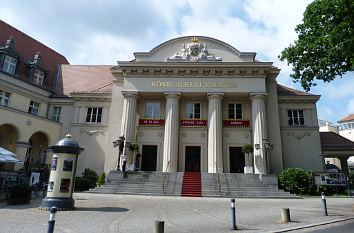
320 132 354 152
338 114 354 123
57 65 114 95
276 83 315 96
0 19 69 91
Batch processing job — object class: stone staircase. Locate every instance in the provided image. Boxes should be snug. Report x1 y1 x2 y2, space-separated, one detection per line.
88 171 297 198
202 173 298 198
88 171 183 196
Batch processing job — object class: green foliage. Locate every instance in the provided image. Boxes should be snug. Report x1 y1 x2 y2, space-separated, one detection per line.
74 168 98 191
97 172 106 186
279 0 354 91
278 168 314 195
242 144 253 154
74 177 92 192
129 143 139 153
82 168 98 185
8 183 32 199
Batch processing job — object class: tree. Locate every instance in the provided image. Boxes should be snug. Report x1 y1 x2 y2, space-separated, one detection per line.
279 0 354 91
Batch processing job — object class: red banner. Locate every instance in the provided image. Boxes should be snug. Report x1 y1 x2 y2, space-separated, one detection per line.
139 119 165 126
223 120 250 127
180 119 207 127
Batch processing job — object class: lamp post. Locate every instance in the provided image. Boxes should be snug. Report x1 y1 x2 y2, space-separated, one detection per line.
113 136 125 171
254 139 273 174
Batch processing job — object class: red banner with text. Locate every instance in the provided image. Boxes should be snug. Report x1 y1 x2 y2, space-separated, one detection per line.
223 120 250 127
180 119 207 127
139 119 165 126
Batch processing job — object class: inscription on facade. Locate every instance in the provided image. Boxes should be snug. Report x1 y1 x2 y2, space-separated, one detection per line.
151 81 236 88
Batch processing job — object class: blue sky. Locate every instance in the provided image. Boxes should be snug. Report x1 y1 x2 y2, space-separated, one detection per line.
0 0 352 123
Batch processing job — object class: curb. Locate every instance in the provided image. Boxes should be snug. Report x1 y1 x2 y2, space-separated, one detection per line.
269 217 354 232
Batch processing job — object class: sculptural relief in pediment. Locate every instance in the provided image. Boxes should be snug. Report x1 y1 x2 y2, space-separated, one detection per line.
167 37 222 62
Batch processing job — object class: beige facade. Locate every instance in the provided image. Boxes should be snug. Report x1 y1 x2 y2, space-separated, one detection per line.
1 36 325 176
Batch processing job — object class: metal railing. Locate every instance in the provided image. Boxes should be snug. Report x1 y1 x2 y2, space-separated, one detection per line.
215 162 221 195
162 161 170 194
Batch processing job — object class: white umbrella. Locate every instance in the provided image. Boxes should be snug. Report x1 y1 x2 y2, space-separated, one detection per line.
0 147 22 163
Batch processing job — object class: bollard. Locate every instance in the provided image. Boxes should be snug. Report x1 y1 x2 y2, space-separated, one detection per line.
153 220 164 233
281 208 291 223
230 198 237 230
321 192 328 216
347 177 350 197
47 206 58 233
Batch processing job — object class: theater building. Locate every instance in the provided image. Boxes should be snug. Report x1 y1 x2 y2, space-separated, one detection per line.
0 20 324 176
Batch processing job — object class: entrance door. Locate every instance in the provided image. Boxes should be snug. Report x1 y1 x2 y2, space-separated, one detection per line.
229 147 245 173
185 146 201 172
141 145 157 171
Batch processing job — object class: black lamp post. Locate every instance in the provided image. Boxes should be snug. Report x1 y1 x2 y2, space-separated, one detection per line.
255 139 274 174
113 136 125 171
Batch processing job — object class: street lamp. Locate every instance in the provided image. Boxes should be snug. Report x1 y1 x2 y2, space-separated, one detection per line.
113 135 125 170
255 139 273 174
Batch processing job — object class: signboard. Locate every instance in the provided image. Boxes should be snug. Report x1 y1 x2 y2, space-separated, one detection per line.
313 172 347 186
139 118 165 126
180 119 207 127
223 120 250 127
30 172 40 185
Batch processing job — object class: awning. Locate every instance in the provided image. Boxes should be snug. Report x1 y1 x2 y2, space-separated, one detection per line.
0 147 22 163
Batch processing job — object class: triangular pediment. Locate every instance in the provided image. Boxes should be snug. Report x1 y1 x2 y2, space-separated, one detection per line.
133 36 256 62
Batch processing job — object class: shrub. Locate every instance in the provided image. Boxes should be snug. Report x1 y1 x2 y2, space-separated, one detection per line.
74 168 98 191
74 177 92 192
97 173 106 186
278 168 313 195
8 183 32 198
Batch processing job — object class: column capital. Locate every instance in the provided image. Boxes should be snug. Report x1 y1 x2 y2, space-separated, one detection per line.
250 92 267 100
164 92 181 99
207 93 224 100
122 91 139 98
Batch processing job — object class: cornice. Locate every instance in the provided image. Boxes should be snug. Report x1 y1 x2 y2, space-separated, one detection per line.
277 95 320 103
117 63 276 78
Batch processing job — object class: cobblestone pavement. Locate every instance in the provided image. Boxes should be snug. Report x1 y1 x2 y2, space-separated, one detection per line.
0 193 353 233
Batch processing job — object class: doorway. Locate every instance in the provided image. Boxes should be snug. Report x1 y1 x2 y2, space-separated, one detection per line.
185 146 201 172
229 147 245 173
141 145 157 171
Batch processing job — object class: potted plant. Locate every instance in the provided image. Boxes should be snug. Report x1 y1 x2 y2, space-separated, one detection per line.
97 172 106 187
242 144 254 174
7 183 32 205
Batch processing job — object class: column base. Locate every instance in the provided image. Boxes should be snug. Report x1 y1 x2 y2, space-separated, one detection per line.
41 197 75 210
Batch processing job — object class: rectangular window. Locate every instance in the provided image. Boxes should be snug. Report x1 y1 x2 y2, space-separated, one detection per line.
51 106 61 122
186 102 201 119
288 110 305 126
228 103 242 119
2 55 17 74
86 107 102 123
0 90 11 106
145 102 160 118
28 100 40 116
33 69 45 86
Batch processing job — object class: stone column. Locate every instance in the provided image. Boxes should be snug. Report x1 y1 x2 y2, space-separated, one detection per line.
121 92 138 167
163 93 181 172
207 93 223 173
250 93 268 174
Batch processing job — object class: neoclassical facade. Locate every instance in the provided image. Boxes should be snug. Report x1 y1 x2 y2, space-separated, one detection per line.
0 26 325 176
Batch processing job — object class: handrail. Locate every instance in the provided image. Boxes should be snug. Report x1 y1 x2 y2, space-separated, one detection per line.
162 161 170 194
215 161 221 195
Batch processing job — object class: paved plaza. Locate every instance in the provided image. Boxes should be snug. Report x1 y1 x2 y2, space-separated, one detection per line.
0 193 354 233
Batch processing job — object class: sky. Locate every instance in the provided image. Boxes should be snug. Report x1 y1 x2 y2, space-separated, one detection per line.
0 0 353 124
